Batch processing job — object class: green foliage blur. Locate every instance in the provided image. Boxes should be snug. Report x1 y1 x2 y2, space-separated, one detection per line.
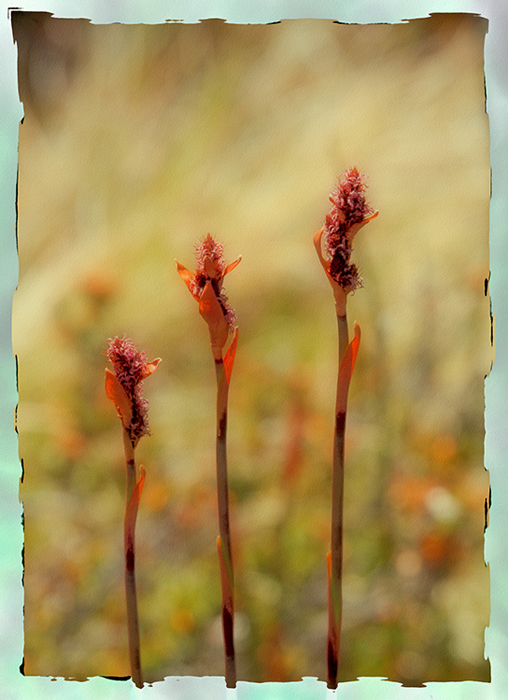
13 12 491 684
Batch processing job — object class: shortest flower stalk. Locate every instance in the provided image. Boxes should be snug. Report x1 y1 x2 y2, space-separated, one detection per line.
314 170 377 689
176 235 240 688
105 336 160 689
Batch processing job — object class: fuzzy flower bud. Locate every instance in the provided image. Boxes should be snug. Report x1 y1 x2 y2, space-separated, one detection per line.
175 234 241 360
314 169 378 313
191 234 238 328
105 336 160 447
324 168 375 291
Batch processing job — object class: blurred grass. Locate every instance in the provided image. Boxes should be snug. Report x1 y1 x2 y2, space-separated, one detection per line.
13 13 490 684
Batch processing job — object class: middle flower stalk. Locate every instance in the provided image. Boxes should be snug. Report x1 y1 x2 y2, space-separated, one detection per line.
176 235 240 688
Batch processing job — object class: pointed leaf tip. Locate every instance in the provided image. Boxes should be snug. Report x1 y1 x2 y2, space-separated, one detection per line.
144 358 161 377
337 326 361 412
350 323 361 376
224 256 242 276
175 260 196 295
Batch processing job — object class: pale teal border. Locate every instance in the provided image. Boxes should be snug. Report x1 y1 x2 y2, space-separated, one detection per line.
1 1 506 698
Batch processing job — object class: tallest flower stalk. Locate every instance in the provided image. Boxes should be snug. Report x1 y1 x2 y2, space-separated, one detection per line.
314 169 377 688
176 235 240 688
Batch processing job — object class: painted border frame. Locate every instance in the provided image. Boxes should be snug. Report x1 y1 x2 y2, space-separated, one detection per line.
1 1 506 698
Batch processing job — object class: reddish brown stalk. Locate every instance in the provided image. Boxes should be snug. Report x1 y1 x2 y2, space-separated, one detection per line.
214 350 237 688
327 321 360 688
176 238 240 687
315 170 376 687
123 431 145 689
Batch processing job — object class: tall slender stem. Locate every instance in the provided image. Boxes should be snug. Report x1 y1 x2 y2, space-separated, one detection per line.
337 312 349 363
214 357 236 688
123 429 143 689
327 309 349 689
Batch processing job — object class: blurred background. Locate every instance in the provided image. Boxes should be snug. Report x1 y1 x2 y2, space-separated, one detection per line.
13 12 491 685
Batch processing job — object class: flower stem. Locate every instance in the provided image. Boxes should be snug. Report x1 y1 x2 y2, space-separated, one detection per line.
327 309 349 689
214 357 236 688
123 429 143 689
337 312 349 362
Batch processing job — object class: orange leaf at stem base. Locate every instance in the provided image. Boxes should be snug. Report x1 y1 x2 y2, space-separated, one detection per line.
336 323 361 413
224 327 239 384
124 466 146 552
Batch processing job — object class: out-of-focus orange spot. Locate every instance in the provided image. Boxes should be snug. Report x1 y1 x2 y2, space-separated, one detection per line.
395 549 422 578
143 481 169 512
362 366 381 393
178 484 215 529
81 269 117 300
430 434 458 464
55 429 87 460
458 475 489 512
376 597 401 624
465 267 489 292
282 400 306 484
100 648 129 677
170 608 195 634
258 624 294 681
310 511 330 544
389 476 438 512
420 532 448 566
62 559 82 584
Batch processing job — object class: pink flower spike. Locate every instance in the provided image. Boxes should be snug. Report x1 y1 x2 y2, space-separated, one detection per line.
320 168 377 293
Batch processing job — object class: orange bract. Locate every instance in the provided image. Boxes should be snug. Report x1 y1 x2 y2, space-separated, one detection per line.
175 238 241 362
336 323 361 413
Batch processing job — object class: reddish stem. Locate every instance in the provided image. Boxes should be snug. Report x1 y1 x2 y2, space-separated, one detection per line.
327 310 356 689
214 357 236 688
123 429 144 689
